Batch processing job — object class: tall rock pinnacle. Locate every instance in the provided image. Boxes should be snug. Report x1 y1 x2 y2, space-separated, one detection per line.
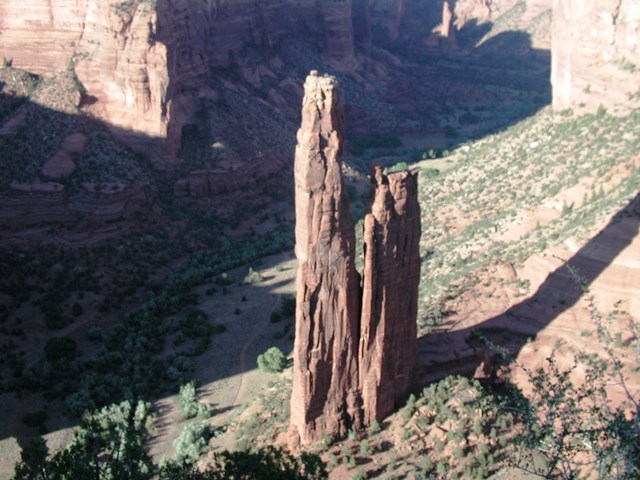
359 166 420 424
288 71 363 447
289 71 420 447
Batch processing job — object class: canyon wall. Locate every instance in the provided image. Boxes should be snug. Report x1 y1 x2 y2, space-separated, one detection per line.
289 72 420 446
0 0 88 74
552 0 640 112
0 0 359 168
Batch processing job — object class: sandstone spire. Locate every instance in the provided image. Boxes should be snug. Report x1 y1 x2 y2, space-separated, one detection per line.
288 71 363 447
359 166 420 423
289 72 420 447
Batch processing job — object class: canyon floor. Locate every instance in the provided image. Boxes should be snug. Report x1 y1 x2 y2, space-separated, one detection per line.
1 103 639 478
1 2 638 474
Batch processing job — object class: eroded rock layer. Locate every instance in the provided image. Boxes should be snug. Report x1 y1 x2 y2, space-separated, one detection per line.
359 166 420 424
289 72 363 447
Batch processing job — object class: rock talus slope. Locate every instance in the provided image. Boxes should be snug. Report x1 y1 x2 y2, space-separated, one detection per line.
359 166 420 424
288 71 363 447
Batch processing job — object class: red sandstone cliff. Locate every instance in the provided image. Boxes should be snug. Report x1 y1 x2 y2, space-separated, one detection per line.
0 0 359 169
289 71 363 447
552 0 640 112
359 166 420 424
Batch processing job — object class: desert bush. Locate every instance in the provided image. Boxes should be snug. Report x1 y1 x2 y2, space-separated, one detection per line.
71 302 83 317
386 161 408 174
421 167 440 179
178 381 199 420
160 446 327 479
257 346 288 373
14 400 153 480
173 421 215 465
243 267 264 284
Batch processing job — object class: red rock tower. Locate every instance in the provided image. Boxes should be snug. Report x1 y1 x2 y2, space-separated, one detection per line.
359 166 420 423
288 71 363 447
289 71 420 447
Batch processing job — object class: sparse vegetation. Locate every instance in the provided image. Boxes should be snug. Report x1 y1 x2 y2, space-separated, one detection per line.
257 346 288 373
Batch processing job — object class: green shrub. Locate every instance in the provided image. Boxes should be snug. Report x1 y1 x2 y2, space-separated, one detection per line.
386 161 408 174
421 167 440 179
173 421 215 465
178 381 199 419
71 302 83 317
243 267 264 284
257 347 288 373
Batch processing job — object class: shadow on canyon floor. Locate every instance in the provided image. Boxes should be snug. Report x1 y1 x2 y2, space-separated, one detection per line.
417 191 640 385
349 29 551 171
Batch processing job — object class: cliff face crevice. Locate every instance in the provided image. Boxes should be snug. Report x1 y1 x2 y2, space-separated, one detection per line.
289 72 420 446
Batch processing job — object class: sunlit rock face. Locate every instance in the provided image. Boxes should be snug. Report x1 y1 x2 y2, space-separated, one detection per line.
552 0 640 112
289 72 420 446
359 166 420 425
0 0 360 168
288 71 363 447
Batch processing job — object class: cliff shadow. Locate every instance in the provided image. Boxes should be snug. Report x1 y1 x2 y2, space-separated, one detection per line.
417 191 640 384
347 27 551 171
0 84 297 460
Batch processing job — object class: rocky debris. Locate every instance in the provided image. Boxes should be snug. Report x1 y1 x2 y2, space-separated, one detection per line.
552 0 640 112
359 166 420 424
289 71 363 447
41 133 87 179
289 72 420 446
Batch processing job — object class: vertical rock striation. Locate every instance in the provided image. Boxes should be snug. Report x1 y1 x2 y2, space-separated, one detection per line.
289 71 363 447
289 72 420 446
359 166 420 424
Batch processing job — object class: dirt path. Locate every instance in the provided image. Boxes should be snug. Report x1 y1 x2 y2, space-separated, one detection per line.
228 294 281 410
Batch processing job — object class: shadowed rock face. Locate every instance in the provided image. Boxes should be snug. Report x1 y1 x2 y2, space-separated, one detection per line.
289 72 420 446
359 166 420 424
289 71 363 447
